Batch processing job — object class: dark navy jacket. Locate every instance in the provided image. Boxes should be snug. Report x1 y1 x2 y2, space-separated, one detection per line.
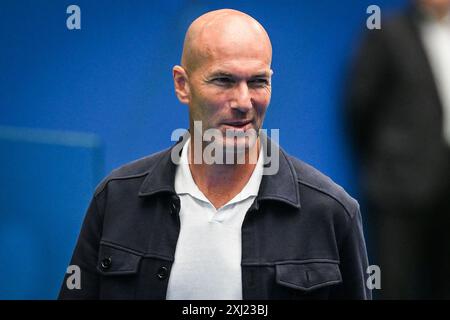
58 138 371 299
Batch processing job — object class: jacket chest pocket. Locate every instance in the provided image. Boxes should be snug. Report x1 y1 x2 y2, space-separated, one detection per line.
97 243 142 299
274 262 342 299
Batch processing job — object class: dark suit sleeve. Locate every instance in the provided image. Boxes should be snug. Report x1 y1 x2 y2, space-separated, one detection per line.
331 205 372 299
58 192 104 299
345 29 391 154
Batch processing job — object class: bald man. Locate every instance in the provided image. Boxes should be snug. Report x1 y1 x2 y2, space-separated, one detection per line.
59 9 371 300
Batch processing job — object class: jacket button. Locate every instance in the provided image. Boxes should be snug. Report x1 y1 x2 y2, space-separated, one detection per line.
157 266 168 280
101 257 112 270
170 202 178 215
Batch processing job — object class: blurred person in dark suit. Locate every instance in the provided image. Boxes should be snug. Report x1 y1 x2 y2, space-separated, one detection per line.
346 0 450 299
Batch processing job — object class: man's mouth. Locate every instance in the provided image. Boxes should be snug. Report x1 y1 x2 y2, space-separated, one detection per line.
221 120 253 130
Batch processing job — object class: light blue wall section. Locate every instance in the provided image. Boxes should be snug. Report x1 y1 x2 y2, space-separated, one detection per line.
0 126 102 299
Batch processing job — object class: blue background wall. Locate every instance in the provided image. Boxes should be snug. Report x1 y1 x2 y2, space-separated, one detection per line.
0 0 406 299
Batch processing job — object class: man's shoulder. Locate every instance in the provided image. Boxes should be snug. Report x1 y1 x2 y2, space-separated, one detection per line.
94 147 171 196
285 153 359 219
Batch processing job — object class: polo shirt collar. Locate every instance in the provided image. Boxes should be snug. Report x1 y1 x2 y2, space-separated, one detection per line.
174 137 264 208
138 131 301 210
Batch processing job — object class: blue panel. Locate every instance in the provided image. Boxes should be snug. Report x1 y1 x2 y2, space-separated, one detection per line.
0 126 103 299
0 0 408 297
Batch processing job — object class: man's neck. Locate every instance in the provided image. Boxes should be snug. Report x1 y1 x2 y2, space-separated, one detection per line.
188 139 260 209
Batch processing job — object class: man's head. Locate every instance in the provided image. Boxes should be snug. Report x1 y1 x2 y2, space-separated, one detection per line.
173 9 273 153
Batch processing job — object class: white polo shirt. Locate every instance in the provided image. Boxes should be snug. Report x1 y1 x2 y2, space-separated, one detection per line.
420 10 450 144
166 138 264 300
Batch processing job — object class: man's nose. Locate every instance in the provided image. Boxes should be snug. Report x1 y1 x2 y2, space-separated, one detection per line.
231 82 253 113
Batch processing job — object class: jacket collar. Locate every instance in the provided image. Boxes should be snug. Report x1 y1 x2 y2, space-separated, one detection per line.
138 132 301 210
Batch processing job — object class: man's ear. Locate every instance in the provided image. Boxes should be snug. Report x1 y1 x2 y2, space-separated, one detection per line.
173 65 191 105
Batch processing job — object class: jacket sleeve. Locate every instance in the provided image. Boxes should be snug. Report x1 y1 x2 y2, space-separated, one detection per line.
331 204 372 299
58 191 105 299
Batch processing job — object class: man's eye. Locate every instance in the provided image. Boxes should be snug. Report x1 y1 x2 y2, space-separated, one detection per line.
249 79 269 87
212 77 234 85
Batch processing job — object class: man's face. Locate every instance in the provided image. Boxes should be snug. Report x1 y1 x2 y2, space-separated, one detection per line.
187 54 272 151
